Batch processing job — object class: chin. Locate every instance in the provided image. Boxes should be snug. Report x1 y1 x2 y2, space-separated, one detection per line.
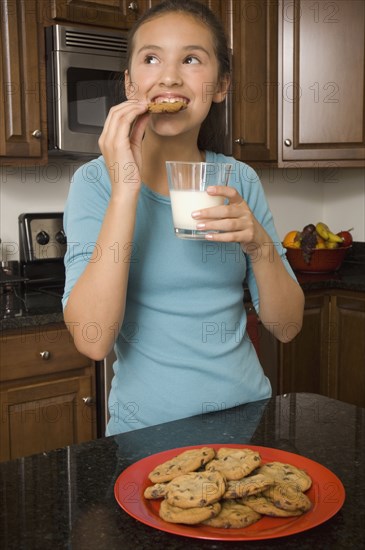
149 120 201 141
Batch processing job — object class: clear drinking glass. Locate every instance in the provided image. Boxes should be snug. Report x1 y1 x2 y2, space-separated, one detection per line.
166 161 232 240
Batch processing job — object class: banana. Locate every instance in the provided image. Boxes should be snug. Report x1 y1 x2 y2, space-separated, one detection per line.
316 222 330 240
325 241 339 249
316 222 343 243
327 231 343 244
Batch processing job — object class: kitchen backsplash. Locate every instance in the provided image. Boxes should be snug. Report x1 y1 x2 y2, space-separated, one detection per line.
0 158 364 262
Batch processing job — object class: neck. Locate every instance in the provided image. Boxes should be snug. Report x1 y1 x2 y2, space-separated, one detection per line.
140 130 205 195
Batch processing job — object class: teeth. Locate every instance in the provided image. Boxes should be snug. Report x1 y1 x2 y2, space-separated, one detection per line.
153 97 188 104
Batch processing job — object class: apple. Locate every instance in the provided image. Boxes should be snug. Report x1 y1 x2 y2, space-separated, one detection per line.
337 228 353 247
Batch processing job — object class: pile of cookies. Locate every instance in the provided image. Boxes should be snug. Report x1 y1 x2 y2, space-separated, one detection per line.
143 446 312 529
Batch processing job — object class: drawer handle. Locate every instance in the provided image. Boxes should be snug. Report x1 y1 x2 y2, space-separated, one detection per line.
40 351 50 360
82 396 94 406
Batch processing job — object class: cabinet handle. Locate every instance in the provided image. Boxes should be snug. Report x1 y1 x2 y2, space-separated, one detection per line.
32 130 42 139
40 351 50 360
82 396 94 406
234 138 245 145
284 139 292 147
128 1 138 11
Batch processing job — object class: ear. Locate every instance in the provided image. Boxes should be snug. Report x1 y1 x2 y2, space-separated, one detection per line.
124 69 135 99
212 75 231 104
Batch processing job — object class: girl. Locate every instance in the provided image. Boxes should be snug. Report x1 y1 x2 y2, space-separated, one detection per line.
63 0 304 435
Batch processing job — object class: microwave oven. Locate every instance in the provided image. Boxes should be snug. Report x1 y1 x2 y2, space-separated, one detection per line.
45 24 128 156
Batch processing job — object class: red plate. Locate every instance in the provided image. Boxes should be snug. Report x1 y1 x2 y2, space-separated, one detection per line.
114 444 345 541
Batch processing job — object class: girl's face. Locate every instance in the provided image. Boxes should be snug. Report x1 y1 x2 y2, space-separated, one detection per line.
125 12 228 141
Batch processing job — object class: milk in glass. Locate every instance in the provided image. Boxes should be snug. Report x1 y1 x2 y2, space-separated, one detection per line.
170 190 224 230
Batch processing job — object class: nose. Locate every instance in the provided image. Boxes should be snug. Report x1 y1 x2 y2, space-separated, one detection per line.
158 62 183 87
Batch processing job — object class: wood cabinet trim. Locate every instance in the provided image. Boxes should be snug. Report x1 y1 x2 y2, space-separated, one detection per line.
232 0 278 162
49 0 139 29
0 0 47 163
279 0 365 165
0 325 92 383
0 374 95 460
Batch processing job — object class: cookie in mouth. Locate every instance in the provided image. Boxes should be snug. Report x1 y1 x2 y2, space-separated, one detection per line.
147 100 188 114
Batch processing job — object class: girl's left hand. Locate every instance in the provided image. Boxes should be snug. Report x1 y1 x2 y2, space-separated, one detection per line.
191 186 265 253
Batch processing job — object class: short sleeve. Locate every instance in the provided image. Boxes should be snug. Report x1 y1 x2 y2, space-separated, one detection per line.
235 163 297 313
62 157 111 309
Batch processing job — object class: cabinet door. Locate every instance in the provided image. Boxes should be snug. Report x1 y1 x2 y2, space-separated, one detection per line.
278 293 329 395
139 0 222 17
279 0 365 166
232 0 278 162
0 375 95 461
329 292 365 407
0 0 46 162
50 0 140 28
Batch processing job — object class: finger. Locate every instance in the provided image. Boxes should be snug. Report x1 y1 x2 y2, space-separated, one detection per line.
192 202 249 220
106 103 148 141
206 185 244 204
102 100 139 134
204 229 251 243
196 217 244 233
100 101 148 144
130 112 150 149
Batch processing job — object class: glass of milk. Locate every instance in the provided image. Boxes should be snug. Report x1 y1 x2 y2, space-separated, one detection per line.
166 161 232 239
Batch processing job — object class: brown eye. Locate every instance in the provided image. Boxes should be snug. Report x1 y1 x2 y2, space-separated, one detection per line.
184 56 200 64
145 55 159 64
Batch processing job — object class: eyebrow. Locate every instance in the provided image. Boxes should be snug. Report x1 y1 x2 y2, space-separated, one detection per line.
136 44 211 57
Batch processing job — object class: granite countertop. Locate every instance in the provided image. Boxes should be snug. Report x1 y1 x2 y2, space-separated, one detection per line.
0 300 64 332
0 393 364 549
1 243 364 332
295 259 365 292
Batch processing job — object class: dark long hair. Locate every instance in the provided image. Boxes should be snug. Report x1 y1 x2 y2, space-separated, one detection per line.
125 0 231 153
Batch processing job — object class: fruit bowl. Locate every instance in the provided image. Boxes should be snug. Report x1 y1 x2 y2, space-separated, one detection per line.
285 246 352 273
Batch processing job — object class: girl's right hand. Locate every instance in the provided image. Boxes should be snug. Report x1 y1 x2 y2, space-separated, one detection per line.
98 100 150 196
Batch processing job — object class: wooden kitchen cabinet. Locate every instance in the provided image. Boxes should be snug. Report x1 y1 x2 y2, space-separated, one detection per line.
265 290 365 408
49 0 222 28
0 0 47 164
141 0 221 11
0 323 96 462
278 0 365 167
277 292 329 396
131 0 278 163
139 0 222 17
231 0 278 162
328 291 365 407
49 0 140 29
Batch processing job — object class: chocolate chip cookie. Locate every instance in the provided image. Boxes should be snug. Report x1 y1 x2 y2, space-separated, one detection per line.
258 462 312 491
166 471 226 508
205 448 261 480
147 101 187 113
223 473 274 499
159 500 221 525
202 499 261 529
148 447 215 483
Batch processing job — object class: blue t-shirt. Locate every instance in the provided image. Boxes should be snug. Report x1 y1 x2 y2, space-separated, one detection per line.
63 151 297 434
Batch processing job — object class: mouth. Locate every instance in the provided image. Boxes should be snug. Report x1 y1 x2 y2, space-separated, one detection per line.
147 96 189 114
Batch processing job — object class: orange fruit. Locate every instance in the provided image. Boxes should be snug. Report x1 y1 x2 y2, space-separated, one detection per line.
283 230 301 249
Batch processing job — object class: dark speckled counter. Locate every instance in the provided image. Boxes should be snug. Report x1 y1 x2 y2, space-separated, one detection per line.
1 245 364 332
0 292 64 331
289 241 365 292
295 260 365 292
1 393 364 549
